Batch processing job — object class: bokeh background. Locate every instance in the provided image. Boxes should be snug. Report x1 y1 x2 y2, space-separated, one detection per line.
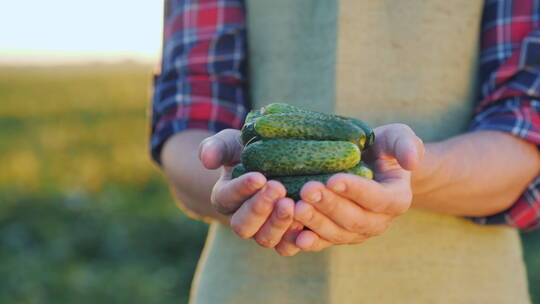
0 1 538 303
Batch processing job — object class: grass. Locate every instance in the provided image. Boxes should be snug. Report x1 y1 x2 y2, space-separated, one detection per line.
0 64 208 304
0 64 538 303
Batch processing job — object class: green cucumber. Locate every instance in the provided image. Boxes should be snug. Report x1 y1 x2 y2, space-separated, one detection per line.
253 113 365 147
261 103 306 115
259 103 373 149
346 161 374 179
231 163 247 179
338 117 375 148
274 162 373 200
241 139 360 177
240 110 264 145
245 109 263 123
240 122 261 146
231 162 374 200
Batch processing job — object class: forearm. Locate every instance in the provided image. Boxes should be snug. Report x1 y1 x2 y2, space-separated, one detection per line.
161 130 229 224
411 130 540 216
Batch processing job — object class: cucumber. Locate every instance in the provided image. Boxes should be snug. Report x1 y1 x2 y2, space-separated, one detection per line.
261 103 306 115
231 162 374 200
241 139 360 177
240 110 265 145
245 109 263 123
253 113 365 147
275 162 373 200
346 161 374 179
259 103 373 150
338 117 375 148
232 163 247 179
240 122 261 146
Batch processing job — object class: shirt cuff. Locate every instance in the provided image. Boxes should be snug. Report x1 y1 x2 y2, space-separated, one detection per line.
467 97 540 231
150 99 246 166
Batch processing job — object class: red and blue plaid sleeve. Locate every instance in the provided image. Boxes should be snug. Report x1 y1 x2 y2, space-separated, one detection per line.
469 0 540 231
150 0 249 164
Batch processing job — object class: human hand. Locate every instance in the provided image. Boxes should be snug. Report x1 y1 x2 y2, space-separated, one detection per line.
199 129 301 253
287 123 424 253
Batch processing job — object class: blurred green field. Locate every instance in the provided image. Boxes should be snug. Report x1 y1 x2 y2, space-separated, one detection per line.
0 64 208 304
0 64 538 303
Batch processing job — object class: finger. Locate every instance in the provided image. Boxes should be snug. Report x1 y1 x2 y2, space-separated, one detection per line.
326 173 411 215
275 221 304 257
229 181 286 239
393 132 424 171
199 129 243 169
211 170 266 214
369 124 424 171
253 198 295 248
295 230 333 252
300 181 387 234
294 200 359 244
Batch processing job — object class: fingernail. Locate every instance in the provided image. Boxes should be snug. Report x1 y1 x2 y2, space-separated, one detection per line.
264 185 279 198
297 233 314 248
307 191 321 203
331 183 346 193
250 176 265 189
277 207 290 219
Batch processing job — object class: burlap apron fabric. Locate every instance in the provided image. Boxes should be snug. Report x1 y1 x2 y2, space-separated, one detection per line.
189 0 531 303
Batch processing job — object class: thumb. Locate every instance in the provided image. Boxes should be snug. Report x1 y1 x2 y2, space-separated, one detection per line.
198 129 244 169
372 124 425 171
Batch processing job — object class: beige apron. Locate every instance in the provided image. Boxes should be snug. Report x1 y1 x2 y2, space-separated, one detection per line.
189 0 531 303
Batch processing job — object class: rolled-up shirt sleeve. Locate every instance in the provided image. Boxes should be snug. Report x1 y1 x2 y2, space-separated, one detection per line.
469 0 540 231
150 0 249 165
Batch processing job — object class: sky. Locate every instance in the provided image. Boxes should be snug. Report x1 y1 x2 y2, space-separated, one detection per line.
0 0 164 65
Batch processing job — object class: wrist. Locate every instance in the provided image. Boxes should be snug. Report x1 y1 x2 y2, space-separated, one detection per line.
161 130 228 222
410 141 451 208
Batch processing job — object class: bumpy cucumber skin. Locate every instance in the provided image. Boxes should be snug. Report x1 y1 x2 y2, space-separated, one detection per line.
340 117 375 148
254 113 365 146
231 162 374 200
242 139 360 177
275 162 373 200
346 161 374 179
245 110 263 123
241 110 264 145
232 161 373 180
274 175 329 201
240 110 265 145
261 103 306 115
240 122 261 146
261 103 372 149
231 163 247 179
263 104 353 126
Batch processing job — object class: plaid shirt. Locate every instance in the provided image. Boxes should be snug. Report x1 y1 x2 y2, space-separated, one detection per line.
151 0 540 231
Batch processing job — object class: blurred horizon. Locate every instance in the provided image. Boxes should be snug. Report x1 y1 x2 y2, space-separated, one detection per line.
0 50 159 66
0 0 163 66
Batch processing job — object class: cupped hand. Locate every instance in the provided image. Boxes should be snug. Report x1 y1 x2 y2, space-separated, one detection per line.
199 129 302 254
291 123 425 252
